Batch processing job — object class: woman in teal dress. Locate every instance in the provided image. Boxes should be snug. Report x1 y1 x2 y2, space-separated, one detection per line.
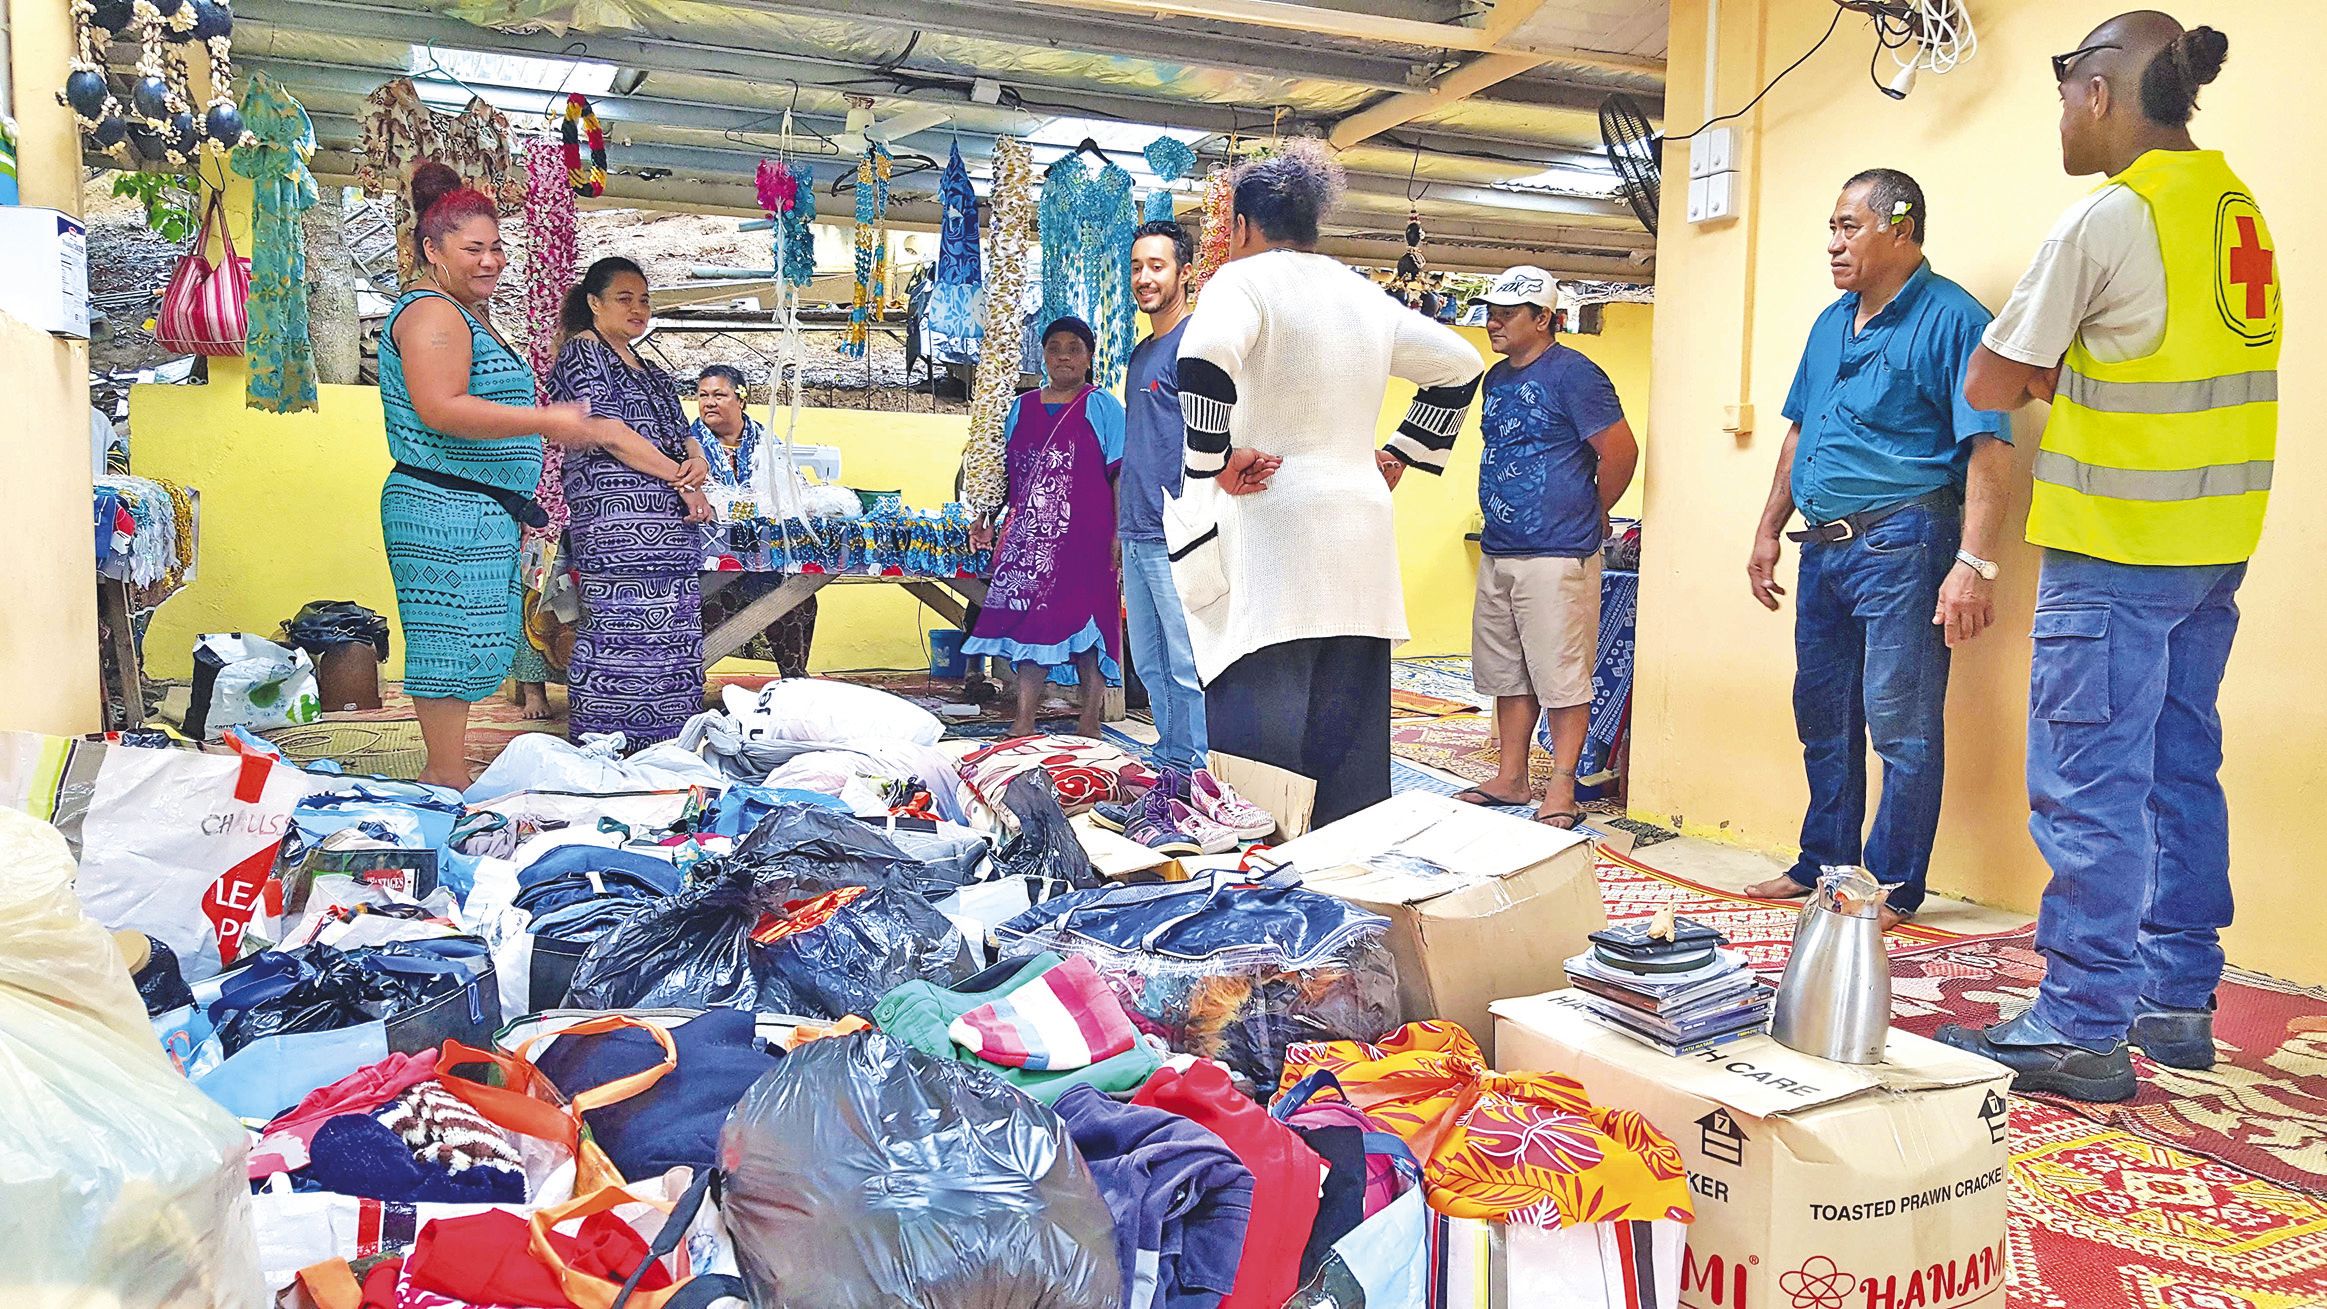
379 161 633 788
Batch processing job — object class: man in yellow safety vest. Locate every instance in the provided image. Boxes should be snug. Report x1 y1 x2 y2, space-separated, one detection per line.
1941 11 2280 1103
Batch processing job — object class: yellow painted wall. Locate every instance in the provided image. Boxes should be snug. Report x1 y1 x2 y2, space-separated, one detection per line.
136 302 1654 677
1638 0 2322 983
0 0 103 736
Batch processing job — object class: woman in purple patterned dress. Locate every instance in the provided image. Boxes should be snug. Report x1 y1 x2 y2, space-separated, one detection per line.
548 257 715 749
965 317 1127 739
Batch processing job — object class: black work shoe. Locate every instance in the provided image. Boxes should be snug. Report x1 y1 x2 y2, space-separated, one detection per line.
2131 1001 2218 1070
1935 1022 2138 1103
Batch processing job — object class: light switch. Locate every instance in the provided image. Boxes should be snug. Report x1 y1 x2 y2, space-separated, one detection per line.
1700 171 1737 222
1688 126 1734 179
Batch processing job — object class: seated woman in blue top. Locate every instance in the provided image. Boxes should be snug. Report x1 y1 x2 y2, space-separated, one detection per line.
966 316 1127 740
379 161 654 789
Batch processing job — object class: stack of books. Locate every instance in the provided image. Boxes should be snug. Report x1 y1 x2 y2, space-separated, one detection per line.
1564 915 1773 1055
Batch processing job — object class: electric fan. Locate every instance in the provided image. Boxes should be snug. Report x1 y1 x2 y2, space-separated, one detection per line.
1598 93 1662 235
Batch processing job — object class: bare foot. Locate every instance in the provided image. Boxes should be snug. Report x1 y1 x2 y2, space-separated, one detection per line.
1877 906 1913 934
517 683 555 720
1073 714 1103 741
417 767 471 791
1742 876 1813 901
1536 775 1582 828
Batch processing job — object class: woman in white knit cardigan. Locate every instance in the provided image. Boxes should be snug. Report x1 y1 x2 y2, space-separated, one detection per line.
1171 145 1483 825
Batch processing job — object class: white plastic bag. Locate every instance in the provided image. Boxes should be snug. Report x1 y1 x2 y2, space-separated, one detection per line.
0 807 263 1309
185 632 323 740
463 731 730 804
742 678 943 747
30 735 324 982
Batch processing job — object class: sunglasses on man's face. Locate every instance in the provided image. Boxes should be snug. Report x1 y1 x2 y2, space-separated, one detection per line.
2052 43 2118 82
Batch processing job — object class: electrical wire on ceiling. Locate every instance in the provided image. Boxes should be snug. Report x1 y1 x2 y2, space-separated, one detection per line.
1862 0 1976 98
1668 3 1844 141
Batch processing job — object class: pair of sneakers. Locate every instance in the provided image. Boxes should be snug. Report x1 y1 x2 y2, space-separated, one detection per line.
1094 766 1275 857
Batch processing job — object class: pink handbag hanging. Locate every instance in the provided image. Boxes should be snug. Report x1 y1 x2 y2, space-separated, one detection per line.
155 189 251 356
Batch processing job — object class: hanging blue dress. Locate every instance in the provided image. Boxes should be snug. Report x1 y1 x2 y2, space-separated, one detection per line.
1039 155 1136 391
928 143 985 366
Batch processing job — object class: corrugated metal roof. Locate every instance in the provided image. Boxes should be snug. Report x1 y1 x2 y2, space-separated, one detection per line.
229 0 1670 278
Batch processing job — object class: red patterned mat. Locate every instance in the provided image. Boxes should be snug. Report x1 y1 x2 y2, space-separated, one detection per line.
1593 845 1986 973
1893 928 2327 1198
1391 712 1570 791
2005 1098 2327 1309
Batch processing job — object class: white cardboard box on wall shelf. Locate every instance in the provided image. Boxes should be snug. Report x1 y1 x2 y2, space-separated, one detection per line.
0 207 89 339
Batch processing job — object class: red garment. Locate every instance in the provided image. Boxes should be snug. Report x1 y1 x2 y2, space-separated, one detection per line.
404 1207 673 1308
361 1257 404 1309
249 1051 442 1178
1134 1061 1323 1309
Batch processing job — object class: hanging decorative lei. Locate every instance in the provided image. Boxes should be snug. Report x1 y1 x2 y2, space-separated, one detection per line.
840 141 892 360
1142 135 1196 224
756 156 816 289
521 138 576 536
962 136 1036 515
1193 163 1234 295
562 93 606 197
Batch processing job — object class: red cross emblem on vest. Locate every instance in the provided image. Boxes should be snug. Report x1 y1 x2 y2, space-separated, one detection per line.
2215 193 2280 344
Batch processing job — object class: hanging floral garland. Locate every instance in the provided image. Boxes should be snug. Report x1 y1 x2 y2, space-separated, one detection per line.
1192 163 1234 294
962 136 1037 515
520 138 576 538
64 0 243 159
561 94 607 197
840 141 892 360
756 156 817 289
1142 135 1196 224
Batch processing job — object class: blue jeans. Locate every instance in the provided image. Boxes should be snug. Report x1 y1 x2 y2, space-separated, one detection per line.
1122 538 1209 772
2025 549 2245 1048
1786 504 1956 914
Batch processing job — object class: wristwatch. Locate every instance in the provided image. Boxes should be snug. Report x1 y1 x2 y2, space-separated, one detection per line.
1955 549 1999 581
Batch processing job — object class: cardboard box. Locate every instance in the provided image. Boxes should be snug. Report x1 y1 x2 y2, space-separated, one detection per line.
1071 813 1186 882
1494 991 2012 1309
1272 793 1605 1040
1206 750 1316 839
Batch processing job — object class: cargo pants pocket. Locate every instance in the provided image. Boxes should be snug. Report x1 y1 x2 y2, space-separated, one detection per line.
2030 606 2112 724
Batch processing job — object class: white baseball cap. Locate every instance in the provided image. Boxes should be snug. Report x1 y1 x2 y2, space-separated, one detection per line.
1474 265 1561 310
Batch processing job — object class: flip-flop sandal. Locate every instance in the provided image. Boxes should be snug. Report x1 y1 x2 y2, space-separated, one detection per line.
1454 786 1530 807
1535 811 1584 829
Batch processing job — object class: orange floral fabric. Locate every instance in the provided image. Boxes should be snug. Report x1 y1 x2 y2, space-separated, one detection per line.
1278 1021 1693 1229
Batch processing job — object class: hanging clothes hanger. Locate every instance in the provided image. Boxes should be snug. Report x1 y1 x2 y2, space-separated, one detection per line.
1072 137 1117 166
408 41 491 107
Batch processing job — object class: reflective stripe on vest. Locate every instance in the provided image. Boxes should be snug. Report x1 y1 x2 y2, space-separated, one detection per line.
2056 367 2278 415
2025 150 2280 567
2033 449 2273 501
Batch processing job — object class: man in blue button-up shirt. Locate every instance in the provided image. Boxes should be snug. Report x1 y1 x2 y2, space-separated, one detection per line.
1743 169 2012 928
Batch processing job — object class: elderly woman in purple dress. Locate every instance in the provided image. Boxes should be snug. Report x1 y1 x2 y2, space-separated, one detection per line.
548 256 715 749
967 317 1128 739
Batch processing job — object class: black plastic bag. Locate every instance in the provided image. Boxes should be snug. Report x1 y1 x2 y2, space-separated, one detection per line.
718 1032 1121 1309
212 947 384 1055
730 803 938 897
562 862 764 1011
753 876 974 1020
281 600 392 662
993 771 1100 902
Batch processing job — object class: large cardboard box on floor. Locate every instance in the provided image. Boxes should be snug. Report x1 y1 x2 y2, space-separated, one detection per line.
1494 991 2011 1309
1272 792 1604 1039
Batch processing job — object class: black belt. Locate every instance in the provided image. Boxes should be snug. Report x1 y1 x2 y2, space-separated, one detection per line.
1786 488 1959 545
392 463 550 530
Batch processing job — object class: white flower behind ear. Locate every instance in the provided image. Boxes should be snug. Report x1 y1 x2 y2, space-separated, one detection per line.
1891 199 1913 224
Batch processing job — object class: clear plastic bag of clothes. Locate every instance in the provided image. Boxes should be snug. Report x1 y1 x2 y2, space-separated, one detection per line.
0 807 264 1308
990 771 1101 902
717 1031 1120 1309
993 868 1401 1089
